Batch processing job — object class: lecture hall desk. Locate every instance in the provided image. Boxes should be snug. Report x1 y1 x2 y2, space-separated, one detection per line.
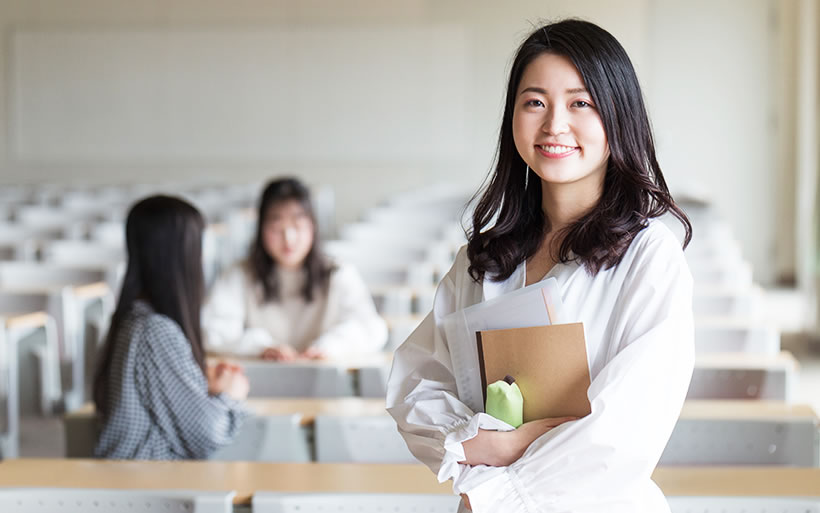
0 460 819 505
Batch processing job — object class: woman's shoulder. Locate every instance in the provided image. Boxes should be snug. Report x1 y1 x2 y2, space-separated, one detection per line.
618 218 691 284
128 301 188 351
628 218 686 259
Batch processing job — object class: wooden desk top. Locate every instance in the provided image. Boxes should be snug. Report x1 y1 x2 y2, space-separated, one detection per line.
0 281 109 298
249 398 387 423
1 461 819 503
3 311 50 331
0 460 448 503
695 351 798 370
74 281 112 300
654 467 820 497
680 400 818 421
68 398 389 426
70 398 816 425
207 352 393 370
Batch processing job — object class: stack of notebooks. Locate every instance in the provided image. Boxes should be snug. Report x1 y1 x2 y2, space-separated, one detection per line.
443 279 591 421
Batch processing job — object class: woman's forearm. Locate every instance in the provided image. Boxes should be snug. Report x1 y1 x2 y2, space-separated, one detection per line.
461 417 577 467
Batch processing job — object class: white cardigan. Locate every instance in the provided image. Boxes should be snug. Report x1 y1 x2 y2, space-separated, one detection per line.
202 261 387 357
386 219 694 513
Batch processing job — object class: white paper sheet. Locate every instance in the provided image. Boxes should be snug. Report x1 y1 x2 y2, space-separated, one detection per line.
442 278 564 413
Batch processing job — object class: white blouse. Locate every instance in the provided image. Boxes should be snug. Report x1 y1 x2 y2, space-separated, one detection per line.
386 219 694 513
202 261 387 357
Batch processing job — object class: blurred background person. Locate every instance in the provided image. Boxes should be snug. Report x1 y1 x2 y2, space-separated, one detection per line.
203 177 387 361
93 195 249 460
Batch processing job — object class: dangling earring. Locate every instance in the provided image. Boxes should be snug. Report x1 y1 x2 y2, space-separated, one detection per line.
524 165 530 190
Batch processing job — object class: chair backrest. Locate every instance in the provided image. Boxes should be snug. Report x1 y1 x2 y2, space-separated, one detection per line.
88 221 126 248
62 412 101 458
357 366 388 398
693 286 763 317
661 418 819 466
209 414 310 462
252 493 459 513
0 263 106 291
0 292 50 315
694 323 780 354
13 206 93 237
41 241 125 269
0 488 235 513
314 415 416 463
688 366 791 400
690 260 754 288
383 316 423 351
667 497 820 513
242 363 353 398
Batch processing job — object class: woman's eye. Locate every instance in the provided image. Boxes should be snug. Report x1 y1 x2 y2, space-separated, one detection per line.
572 100 592 108
525 99 544 108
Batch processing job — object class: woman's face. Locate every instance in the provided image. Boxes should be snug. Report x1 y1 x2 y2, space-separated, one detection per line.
261 199 315 270
512 53 610 191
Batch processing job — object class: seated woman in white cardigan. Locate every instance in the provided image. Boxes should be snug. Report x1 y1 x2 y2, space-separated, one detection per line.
203 177 387 360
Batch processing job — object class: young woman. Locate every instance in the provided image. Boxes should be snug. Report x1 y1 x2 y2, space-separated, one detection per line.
203 177 387 360
93 195 249 460
387 20 694 512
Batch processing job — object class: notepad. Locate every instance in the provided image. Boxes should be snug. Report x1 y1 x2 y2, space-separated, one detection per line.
477 323 591 421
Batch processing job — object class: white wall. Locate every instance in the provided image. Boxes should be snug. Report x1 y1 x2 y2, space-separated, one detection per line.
0 0 789 284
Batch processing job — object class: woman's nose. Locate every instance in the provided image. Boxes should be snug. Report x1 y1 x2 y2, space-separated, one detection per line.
283 227 298 245
542 106 569 135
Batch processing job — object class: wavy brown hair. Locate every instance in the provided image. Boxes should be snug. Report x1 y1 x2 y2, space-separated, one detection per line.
248 177 335 302
467 19 692 282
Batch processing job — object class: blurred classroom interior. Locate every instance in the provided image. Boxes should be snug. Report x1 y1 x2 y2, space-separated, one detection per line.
0 0 819 511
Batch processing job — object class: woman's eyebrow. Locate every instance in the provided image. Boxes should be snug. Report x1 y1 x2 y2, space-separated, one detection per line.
518 86 589 96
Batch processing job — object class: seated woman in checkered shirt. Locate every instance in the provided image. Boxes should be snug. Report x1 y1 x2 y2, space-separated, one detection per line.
92 195 249 460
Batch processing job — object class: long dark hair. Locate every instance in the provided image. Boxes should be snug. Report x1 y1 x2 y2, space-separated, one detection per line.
248 177 334 302
93 195 206 415
467 19 692 282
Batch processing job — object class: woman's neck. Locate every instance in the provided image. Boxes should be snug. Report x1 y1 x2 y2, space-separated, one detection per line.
540 178 603 232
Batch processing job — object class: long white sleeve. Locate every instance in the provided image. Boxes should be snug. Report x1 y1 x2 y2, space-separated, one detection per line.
202 266 275 355
386 253 509 486
387 221 695 513
311 264 388 356
458 236 694 512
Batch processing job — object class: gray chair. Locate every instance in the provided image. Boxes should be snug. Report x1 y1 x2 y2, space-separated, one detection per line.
64 411 311 462
62 411 100 458
667 497 820 513
688 365 794 400
661 418 820 466
314 415 416 463
252 493 459 513
0 488 234 513
357 366 388 398
209 414 311 462
694 323 780 354
242 363 353 398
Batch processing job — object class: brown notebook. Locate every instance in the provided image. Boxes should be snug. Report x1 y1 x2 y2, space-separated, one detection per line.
476 323 591 422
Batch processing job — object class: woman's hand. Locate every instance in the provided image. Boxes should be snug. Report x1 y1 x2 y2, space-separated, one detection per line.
207 362 249 400
222 371 250 400
260 345 298 361
300 346 327 360
460 416 577 467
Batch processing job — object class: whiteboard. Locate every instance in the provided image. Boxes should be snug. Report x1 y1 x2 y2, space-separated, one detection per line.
11 26 468 162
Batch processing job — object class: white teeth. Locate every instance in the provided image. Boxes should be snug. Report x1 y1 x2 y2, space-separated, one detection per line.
540 145 576 154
